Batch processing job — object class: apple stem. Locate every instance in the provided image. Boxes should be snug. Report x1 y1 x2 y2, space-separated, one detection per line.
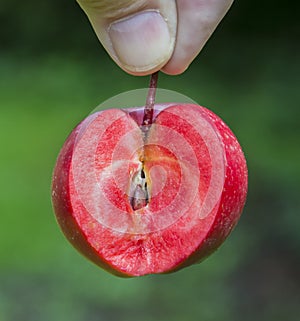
134 71 158 208
142 71 159 132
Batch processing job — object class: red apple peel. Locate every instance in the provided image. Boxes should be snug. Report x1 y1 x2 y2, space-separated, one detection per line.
52 75 248 277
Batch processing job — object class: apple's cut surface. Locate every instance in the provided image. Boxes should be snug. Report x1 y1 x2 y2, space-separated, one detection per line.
52 103 248 277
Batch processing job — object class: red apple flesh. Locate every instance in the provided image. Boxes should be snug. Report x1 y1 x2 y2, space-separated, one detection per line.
52 103 248 277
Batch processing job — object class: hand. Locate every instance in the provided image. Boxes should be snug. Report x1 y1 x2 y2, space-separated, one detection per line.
77 0 234 75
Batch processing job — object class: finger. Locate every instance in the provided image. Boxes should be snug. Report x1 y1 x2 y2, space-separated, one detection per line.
162 0 234 75
77 0 177 75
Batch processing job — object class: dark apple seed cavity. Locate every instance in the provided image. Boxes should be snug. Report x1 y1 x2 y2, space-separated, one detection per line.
129 169 149 211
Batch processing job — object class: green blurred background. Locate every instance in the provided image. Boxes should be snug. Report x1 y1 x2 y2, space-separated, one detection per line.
0 1 299 320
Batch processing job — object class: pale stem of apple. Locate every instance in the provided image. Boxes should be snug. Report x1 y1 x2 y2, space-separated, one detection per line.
142 71 159 133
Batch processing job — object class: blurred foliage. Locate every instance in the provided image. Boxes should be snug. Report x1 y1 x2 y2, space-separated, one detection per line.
0 1 299 321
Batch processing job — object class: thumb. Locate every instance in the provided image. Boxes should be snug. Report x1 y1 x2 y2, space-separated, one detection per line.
77 0 177 75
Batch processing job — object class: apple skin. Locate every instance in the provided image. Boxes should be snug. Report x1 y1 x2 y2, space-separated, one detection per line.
52 104 248 277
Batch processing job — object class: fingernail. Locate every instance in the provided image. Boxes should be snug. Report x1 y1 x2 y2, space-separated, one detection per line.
108 10 172 73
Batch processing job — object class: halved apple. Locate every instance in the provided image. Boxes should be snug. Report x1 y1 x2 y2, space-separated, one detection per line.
52 103 247 277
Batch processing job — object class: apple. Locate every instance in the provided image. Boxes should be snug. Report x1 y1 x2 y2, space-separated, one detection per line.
52 102 247 277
